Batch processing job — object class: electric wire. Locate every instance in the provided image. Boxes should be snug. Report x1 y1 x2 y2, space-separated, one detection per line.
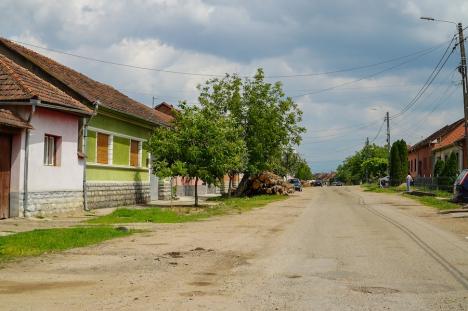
390 36 457 120
7 38 448 79
290 45 444 98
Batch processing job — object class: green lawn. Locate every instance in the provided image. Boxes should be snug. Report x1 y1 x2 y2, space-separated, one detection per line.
362 184 460 211
88 195 288 225
403 194 460 210
362 184 405 193
0 227 133 262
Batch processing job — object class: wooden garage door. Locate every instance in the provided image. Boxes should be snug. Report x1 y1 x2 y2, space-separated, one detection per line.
0 133 12 219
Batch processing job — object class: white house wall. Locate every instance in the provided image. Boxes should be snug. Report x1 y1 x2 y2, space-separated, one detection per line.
21 107 84 216
434 145 463 172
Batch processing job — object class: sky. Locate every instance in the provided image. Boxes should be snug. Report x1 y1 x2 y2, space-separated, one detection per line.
1 0 468 172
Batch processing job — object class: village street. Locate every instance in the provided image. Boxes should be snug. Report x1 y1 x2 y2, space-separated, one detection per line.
1 187 468 310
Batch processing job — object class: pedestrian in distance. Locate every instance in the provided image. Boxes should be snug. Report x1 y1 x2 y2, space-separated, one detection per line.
406 172 413 192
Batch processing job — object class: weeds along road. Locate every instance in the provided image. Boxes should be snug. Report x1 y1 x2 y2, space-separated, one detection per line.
1 187 468 310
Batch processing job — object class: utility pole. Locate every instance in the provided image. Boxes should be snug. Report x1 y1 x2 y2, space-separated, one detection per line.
457 23 468 169
421 17 468 168
152 96 156 108
386 112 390 177
365 137 369 183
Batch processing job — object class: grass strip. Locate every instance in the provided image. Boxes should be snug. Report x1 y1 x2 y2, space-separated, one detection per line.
403 194 460 211
362 184 460 210
88 195 288 225
0 227 133 262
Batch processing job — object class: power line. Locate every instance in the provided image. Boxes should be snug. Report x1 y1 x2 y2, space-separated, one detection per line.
390 36 457 120
370 118 386 143
7 38 448 79
290 45 444 98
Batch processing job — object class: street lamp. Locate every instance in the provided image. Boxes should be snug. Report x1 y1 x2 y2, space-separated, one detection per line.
420 16 468 168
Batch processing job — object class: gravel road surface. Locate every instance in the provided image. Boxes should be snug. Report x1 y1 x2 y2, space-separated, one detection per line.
1 187 467 310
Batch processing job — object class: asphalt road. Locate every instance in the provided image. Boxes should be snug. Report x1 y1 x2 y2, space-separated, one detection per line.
1 187 467 310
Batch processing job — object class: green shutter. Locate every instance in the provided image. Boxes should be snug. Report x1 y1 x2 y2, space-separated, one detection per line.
86 131 96 163
113 136 130 165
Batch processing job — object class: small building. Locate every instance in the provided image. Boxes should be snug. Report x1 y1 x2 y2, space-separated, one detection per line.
408 119 463 177
432 121 467 172
0 54 93 218
0 38 172 217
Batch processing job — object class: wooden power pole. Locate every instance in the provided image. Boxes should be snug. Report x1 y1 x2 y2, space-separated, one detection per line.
458 23 468 168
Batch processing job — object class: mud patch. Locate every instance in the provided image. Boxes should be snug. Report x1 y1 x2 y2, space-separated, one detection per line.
196 272 217 276
350 286 400 295
0 281 92 294
286 274 302 279
189 281 212 287
165 251 183 258
191 247 205 251
179 290 207 297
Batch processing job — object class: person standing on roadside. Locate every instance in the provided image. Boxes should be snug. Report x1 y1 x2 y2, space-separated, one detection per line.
406 172 413 192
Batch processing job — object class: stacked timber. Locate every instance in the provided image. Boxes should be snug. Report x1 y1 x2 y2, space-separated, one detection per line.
245 171 294 195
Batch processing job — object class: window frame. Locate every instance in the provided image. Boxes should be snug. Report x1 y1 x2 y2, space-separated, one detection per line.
44 134 61 166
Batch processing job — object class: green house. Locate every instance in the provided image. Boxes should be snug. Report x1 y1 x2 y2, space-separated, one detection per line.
0 38 172 209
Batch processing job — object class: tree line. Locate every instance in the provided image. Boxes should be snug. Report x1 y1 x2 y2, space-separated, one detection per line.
146 68 310 205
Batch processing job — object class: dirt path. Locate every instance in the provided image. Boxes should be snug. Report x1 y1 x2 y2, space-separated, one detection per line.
1 187 468 310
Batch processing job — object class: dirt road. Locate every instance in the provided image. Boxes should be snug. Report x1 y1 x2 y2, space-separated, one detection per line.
1 187 468 310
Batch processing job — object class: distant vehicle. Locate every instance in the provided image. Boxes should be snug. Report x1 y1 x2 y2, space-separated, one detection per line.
314 180 323 187
331 181 343 186
379 176 390 188
453 169 468 202
288 178 303 191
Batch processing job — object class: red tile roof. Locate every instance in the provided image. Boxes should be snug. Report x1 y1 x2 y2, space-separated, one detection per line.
0 108 31 128
409 118 464 152
154 102 178 116
0 54 92 114
0 38 172 126
433 122 465 151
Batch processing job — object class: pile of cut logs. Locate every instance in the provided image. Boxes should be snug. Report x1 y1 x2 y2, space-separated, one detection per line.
244 171 294 195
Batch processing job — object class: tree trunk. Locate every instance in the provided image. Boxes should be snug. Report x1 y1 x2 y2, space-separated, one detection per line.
228 175 233 198
194 177 199 207
235 173 250 196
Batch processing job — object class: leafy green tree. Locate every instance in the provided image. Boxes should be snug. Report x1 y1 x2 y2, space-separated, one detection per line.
361 158 388 180
397 140 409 178
336 143 388 184
439 152 459 191
295 160 313 180
389 142 402 186
147 103 246 206
434 159 445 177
198 68 305 193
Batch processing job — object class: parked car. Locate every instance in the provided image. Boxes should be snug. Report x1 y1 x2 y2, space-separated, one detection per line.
331 181 343 186
453 169 468 202
314 180 323 187
288 178 303 191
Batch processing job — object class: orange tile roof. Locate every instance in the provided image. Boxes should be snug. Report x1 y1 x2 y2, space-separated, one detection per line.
409 118 464 152
433 122 465 151
0 108 31 128
0 38 172 125
0 54 92 114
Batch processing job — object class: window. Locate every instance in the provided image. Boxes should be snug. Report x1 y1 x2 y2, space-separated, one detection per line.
44 135 60 166
97 133 109 164
130 140 139 167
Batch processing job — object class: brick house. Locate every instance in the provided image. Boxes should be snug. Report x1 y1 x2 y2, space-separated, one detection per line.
432 121 468 172
408 118 464 178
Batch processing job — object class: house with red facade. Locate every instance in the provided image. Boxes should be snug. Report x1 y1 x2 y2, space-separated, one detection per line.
408 118 464 178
